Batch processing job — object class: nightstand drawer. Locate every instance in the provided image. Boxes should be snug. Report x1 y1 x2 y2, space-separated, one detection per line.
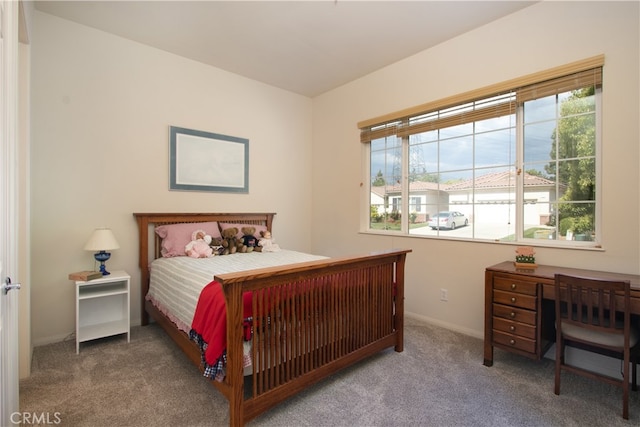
493 289 537 310
494 330 536 354
493 316 536 340
493 275 537 295
493 303 536 325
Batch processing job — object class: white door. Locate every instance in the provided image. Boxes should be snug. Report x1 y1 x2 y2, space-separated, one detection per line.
0 0 21 425
1 264 21 426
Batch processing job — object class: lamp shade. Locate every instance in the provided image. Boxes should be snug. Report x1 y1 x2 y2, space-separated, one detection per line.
84 228 120 251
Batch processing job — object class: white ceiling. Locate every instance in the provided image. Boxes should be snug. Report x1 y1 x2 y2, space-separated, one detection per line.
34 1 536 97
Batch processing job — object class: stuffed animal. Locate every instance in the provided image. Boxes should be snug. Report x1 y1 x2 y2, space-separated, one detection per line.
240 226 259 253
185 229 213 258
235 236 248 253
258 230 280 252
220 227 247 255
209 237 225 256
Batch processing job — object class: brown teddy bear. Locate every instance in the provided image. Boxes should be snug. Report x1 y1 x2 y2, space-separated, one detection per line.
220 227 247 255
208 236 224 256
240 226 259 253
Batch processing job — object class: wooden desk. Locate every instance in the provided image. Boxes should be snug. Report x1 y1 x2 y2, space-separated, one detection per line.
484 261 640 367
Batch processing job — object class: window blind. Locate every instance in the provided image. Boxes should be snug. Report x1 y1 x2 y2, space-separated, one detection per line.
359 55 604 143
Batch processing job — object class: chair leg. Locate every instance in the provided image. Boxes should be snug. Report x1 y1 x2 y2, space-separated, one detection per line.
623 355 630 420
554 339 563 395
633 354 638 392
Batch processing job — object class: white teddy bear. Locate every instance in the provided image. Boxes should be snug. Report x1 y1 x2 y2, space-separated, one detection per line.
185 229 213 258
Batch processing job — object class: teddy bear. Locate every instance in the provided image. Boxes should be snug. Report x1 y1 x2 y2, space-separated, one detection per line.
208 236 225 256
220 227 247 255
240 226 259 253
258 230 280 252
185 229 214 258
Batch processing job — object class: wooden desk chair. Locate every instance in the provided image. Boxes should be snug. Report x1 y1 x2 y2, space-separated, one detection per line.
554 273 639 419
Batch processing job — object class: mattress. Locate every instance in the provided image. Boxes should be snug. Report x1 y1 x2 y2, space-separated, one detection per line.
146 250 328 333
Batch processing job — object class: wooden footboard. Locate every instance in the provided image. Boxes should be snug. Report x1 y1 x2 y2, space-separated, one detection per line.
218 249 409 426
133 213 410 426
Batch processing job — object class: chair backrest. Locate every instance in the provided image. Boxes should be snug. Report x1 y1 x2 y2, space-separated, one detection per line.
554 273 632 350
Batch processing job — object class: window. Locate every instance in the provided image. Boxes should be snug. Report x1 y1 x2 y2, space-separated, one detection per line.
361 56 602 246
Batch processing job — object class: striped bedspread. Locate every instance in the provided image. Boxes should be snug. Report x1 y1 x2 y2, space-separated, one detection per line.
146 250 328 333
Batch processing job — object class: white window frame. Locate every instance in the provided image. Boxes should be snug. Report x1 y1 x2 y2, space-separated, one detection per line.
360 59 603 249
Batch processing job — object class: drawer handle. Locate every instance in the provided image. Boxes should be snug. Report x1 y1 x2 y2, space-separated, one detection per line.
509 325 516 332
509 339 516 345
511 283 517 290
511 297 517 303
510 312 516 318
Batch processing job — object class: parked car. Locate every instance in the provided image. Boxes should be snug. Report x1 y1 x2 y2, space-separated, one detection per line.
428 211 469 230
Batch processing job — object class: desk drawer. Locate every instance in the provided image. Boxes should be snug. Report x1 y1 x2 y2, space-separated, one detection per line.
493 303 536 325
494 275 537 295
493 330 536 354
493 316 536 340
493 290 537 310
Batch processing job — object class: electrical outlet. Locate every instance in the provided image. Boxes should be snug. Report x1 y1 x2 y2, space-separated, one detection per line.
440 288 448 302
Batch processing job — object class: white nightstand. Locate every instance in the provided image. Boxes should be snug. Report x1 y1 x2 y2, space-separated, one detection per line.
74 270 130 353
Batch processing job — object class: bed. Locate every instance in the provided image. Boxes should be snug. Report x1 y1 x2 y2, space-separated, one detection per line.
134 212 411 426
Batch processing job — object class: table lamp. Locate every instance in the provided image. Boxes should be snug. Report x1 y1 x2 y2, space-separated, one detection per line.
84 228 120 275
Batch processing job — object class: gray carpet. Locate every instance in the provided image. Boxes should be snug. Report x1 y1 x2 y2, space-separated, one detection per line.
20 317 639 426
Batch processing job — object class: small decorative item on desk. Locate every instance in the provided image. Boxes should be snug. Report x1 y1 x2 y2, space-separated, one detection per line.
514 246 537 269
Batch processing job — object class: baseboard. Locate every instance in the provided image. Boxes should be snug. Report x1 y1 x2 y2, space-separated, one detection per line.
32 318 145 348
32 331 75 347
405 311 483 340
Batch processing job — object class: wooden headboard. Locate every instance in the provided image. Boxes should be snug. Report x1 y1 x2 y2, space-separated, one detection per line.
132 212 275 324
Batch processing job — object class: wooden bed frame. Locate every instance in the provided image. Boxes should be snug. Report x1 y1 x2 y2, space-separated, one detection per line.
134 212 410 426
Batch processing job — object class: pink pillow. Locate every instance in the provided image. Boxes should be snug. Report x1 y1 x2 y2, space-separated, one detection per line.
155 221 222 257
219 222 268 239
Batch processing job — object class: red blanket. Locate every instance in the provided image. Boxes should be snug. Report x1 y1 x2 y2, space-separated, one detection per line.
190 280 253 367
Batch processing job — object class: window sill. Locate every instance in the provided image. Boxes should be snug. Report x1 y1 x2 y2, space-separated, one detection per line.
359 229 605 251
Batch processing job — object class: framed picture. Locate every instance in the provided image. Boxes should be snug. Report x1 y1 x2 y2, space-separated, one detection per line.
169 126 249 193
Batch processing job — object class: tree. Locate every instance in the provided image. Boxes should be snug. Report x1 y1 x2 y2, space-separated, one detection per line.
409 172 439 183
546 86 596 234
526 169 544 177
372 170 386 186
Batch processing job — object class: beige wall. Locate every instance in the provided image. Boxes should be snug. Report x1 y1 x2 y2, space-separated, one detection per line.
30 12 314 345
29 2 639 346
311 1 640 336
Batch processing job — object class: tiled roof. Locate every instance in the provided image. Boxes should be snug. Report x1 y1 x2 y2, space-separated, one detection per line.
444 170 554 191
372 171 554 195
372 180 441 196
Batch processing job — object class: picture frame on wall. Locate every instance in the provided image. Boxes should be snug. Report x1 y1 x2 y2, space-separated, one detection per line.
169 126 249 193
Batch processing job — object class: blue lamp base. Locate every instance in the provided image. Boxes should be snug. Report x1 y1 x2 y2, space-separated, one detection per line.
94 251 112 275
